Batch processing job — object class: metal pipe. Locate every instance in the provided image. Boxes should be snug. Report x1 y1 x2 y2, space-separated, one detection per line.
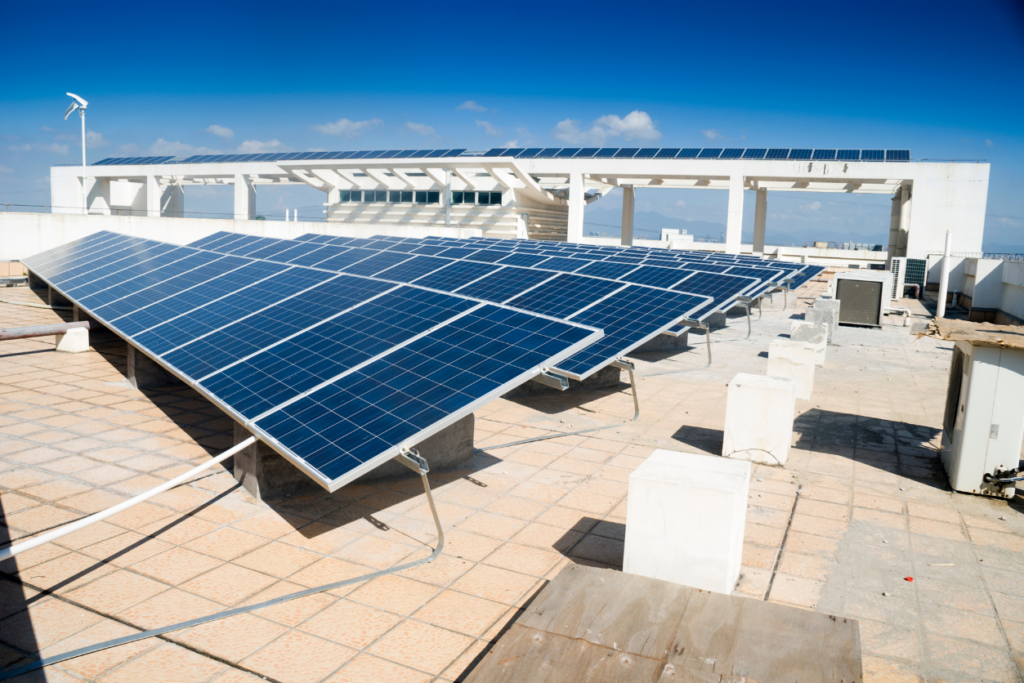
0 437 255 562
0 320 92 341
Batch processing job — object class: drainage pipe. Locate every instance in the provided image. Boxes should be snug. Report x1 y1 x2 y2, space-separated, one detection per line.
0 321 92 341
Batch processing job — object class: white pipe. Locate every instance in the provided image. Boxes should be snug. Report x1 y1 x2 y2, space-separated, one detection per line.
0 437 255 561
80 110 87 216
937 230 952 318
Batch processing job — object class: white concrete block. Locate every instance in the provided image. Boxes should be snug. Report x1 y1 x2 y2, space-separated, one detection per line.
808 298 840 341
723 373 796 466
624 449 750 594
55 328 88 354
768 339 816 401
790 321 828 366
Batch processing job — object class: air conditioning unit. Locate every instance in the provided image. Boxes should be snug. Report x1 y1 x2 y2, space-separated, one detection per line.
941 341 1024 498
833 271 892 327
889 257 907 301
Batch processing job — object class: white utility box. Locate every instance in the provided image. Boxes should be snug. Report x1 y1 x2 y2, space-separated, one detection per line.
723 373 797 466
624 449 750 594
833 271 892 327
767 339 816 400
941 341 1024 498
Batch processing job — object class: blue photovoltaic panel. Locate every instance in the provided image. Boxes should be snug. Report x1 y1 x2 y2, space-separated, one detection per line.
726 266 786 281
497 253 549 268
837 150 860 161
373 255 451 283
742 149 767 159
575 261 641 281
655 149 680 158
504 274 624 320
454 266 554 302
555 287 707 378
517 148 544 158
789 149 812 160
200 287 479 420
719 149 744 159
339 251 414 277
413 261 500 291
614 148 639 158
434 247 479 260
619 265 690 289
536 148 562 157
593 148 619 158
886 150 910 162
163 276 394 380
635 148 660 158
812 149 837 160
766 149 790 159
311 248 377 271
535 256 589 273
464 250 509 264
861 149 884 162
482 148 505 157
676 149 701 158
671 272 759 312
555 148 580 158
254 305 599 485
697 148 723 158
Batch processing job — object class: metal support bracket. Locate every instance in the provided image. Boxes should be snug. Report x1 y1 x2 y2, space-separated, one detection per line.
531 370 569 391
475 359 641 451
396 447 429 474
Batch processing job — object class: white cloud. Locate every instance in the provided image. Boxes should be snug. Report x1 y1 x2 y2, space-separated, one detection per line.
149 139 218 156
236 139 293 153
675 199 686 207
207 124 234 139
801 201 822 211
701 129 722 139
8 142 68 155
502 140 518 148
41 126 55 133
476 120 499 136
553 110 660 145
458 101 487 113
986 139 994 148
312 118 382 137
85 130 108 147
0 165 12 173
406 122 435 136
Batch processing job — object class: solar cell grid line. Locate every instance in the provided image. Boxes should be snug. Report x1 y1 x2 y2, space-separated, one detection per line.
463 249 509 264
454 266 558 303
198 286 481 420
533 256 590 273
256 240 333 264
163 275 395 380
56 243 194 298
245 240 318 261
372 255 453 283
285 244 350 267
20 231 120 276
379 241 422 254
504 274 627 320
40 234 150 284
114 260 289 337
555 286 710 379
575 261 643 281
188 231 240 250
134 267 337 355
76 248 224 311
338 250 415 277
23 233 133 285
496 252 550 268
250 303 601 488
619 264 692 289
206 233 264 254
670 271 761 310
409 260 501 292
90 252 250 323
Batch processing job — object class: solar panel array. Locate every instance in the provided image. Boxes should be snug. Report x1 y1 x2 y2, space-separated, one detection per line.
188 232 822 376
482 148 911 162
21 232 602 491
90 148 911 166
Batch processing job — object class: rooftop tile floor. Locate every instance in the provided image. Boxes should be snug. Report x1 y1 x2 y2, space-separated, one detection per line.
1 282 1023 682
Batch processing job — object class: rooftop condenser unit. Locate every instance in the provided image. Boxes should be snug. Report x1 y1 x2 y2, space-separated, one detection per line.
940 340 1024 498
889 257 907 302
833 271 892 327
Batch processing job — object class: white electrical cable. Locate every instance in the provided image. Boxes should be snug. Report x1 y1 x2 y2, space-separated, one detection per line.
0 437 255 562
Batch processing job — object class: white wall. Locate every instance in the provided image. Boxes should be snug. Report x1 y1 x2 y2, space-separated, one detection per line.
999 262 1024 324
0 212 480 262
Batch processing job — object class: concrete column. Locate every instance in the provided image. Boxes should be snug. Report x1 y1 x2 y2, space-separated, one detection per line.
145 175 162 218
896 182 912 258
85 178 111 215
886 193 901 268
723 373 796 466
566 171 585 243
327 187 341 205
234 174 256 220
725 174 744 255
127 345 179 390
161 184 184 217
620 186 635 247
753 188 767 254
516 212 530 239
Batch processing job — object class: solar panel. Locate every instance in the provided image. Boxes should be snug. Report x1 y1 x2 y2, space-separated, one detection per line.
614 148 639 158
719 149 744 159
655 149 679 158
517 148 544 158
482 148 505 157
812 149 837 160
742 149 767 159
886 150 910 162
861 150 884 162
789 149 812 160
836 150 860 161
697 149 723 159
23 232 601 491
593 148 619 158
555 148 580 158
765 149 790 160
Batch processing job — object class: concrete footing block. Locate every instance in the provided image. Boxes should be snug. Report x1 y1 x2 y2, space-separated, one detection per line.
723 373 796 467
806 298 840 341
502 365 620 398
704 311 727 331
633 330 689 354
354 414 475 483
55 327 89 353
624 448 750 594
127 345 180 390
767 339 816 401
28 271 47 290
790 322 828 366
48 287 70 308
233 423 322 502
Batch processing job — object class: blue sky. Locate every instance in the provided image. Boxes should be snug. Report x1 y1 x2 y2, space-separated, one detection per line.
2 0 1022 248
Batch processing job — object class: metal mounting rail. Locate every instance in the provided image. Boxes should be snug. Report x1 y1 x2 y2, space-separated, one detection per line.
0 449 446 681
476 359 641 451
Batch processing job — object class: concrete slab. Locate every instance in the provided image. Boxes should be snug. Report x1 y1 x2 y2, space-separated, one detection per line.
633 330 688 354
624 449 750 594
768 339 816 401
722 372 796 466
790 321 828 366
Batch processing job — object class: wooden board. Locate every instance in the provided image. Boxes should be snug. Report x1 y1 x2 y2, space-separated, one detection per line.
465 565 860 683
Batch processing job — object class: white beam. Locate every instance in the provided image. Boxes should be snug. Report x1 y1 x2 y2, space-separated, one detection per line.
621 185 635 247
567 172 585 243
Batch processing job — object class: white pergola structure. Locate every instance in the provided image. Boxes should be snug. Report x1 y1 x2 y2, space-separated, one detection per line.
51 149 990 259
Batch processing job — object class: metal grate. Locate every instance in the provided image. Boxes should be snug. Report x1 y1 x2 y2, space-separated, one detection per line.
904 258 927 288
944 347 965 436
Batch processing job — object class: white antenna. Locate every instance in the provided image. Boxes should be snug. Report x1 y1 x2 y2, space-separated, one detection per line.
64 93 90 215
